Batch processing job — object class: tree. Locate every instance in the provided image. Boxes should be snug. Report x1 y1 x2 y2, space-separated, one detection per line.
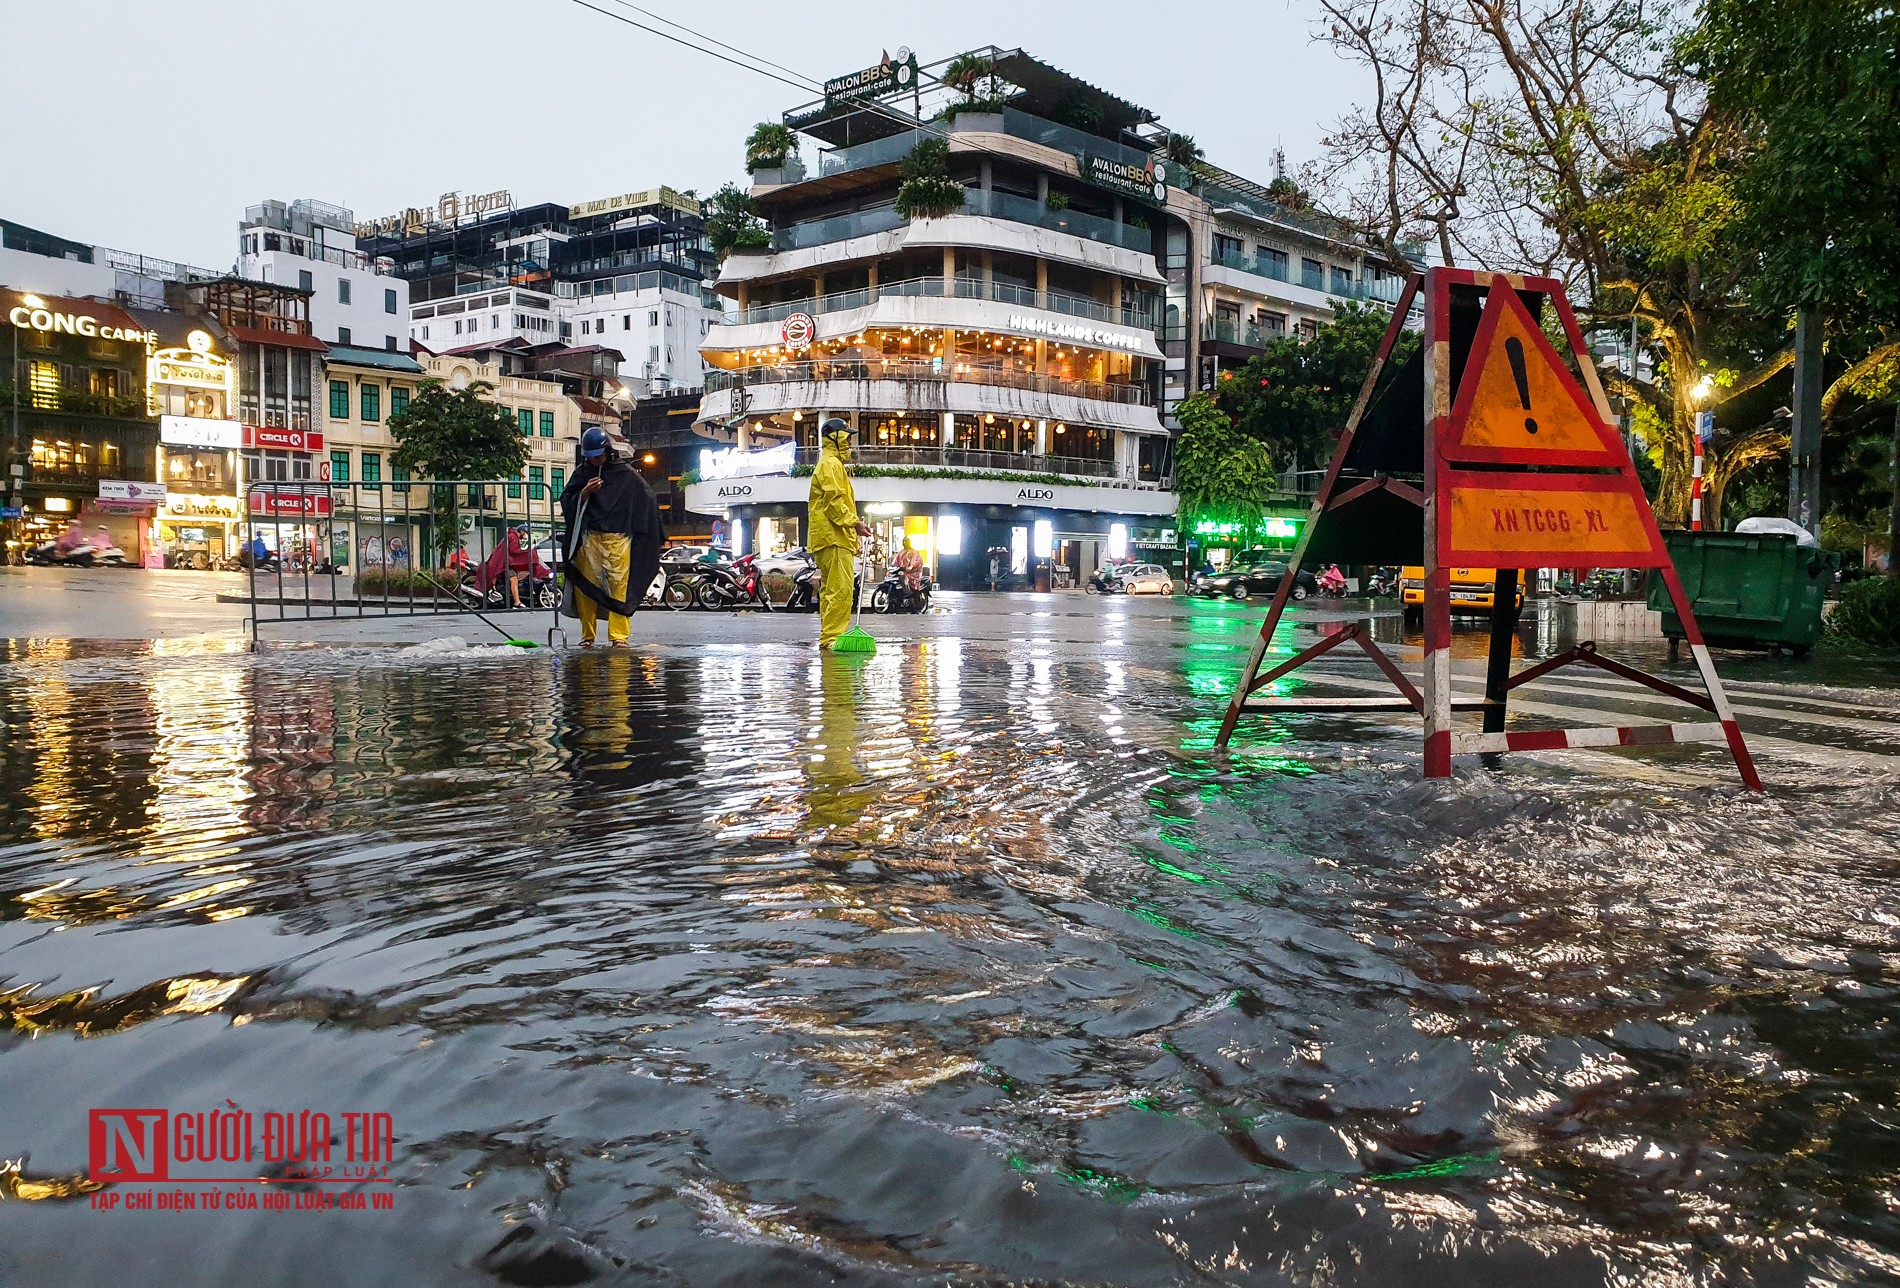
1173 392 1276 540
1698 0 1900 569
703 182 770 258
1213 301 1419 475
894 139 965 220
744 122 799 176
387 379 530 566
1311 0 1775 526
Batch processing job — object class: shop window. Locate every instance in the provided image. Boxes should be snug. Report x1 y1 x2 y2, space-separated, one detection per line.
384 289 397 315
528 466 545 500
391 386 409 418
360 384 380 422
330 450 350 483
539 411 553 437
517 408 533 436
362 452 382 487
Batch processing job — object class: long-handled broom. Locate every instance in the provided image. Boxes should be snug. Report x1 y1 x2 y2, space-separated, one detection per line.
831 543 876 654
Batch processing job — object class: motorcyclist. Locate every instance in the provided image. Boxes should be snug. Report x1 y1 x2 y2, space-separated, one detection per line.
478 527 552 608
1318 563 1347 595
53 520 85 555
894 537 925 606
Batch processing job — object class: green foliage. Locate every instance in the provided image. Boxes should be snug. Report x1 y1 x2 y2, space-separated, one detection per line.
1173 392 1276 534
355 568 464 598
387 379 527 481
942 52 997 96
744 122 796 173
1214 300 1418 471
704 182 771 257
787 462 1124 488
940 96 1008 124
894 139 965 220
1161 133 1203 167
387 379 528 567
1266 176 1310 210
1698 0 1900 326
1827 576 1900 649
1043 191 1070 212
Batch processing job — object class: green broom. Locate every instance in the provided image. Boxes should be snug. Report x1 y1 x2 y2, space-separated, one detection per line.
831 551 876 654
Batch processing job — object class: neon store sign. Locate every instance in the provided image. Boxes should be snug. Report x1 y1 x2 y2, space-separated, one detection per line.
1193 517 1300 539
8 298 157 346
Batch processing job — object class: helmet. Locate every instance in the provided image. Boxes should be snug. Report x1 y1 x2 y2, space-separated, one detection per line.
821 417 852 447
581 427 610 459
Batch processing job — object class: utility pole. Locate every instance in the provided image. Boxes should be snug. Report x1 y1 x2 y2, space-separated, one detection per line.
1789 309 1824 538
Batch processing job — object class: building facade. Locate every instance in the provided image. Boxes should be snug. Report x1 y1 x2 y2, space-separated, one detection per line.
681 48 1411 586
357 187 723 395
237 200 411 352
318 345 424 568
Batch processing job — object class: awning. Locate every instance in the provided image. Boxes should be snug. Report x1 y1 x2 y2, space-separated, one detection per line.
227 324 329 352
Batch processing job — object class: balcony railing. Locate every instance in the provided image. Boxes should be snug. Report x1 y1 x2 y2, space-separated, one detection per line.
791 443 1120 479
818 129 930 178
767 190 1156 258
1201 318 1284 349
810 110 1157 184
1208 248 1408 305
705 358 1153 406
727 275 1155 330
256 234 396 276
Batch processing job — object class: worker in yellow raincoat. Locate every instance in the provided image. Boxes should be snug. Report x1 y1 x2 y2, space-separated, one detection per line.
808 418 872 649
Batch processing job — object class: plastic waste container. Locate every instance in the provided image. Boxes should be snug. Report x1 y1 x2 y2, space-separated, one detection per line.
1648 530 1839 657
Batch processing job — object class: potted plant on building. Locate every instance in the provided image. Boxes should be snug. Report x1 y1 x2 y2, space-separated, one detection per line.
894 139 966 220
744 122 804 185
704 183 772 258
1158 132 1204 191
939 51 1008 130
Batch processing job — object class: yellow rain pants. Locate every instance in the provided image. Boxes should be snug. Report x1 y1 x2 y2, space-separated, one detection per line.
576 530 631 644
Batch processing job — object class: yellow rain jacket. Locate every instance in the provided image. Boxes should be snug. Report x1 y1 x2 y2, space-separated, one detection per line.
807 435 860 552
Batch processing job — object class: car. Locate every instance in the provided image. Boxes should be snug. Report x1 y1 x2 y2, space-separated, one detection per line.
532 536 565 569
1115 562 1174 595
661 544 730 567
1189 558 1318 601
754 547 814 576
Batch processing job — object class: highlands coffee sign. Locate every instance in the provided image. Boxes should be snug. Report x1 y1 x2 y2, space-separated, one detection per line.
354 189 513 239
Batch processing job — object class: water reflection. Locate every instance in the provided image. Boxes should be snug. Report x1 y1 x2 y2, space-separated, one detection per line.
0 635 1895 1285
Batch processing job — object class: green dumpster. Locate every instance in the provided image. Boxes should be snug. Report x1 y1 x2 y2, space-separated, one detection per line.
1648 530 1840 656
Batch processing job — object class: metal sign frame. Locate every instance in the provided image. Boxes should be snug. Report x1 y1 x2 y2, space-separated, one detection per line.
1215 267 1761 790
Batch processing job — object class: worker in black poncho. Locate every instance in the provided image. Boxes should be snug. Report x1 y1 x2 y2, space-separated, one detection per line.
559 427 663 647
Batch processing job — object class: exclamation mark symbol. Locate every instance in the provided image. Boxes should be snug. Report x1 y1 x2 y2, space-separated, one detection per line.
1505 337 1537 434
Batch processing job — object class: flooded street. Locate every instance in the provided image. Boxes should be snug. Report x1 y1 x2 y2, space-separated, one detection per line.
3 584 1899 1285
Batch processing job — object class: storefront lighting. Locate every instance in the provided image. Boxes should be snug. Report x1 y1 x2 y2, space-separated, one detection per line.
1108 523 1128 561
1054 424 1066 435
867 502 903 516
937 513 963 556
44 497 71 513
1032 519 1053 559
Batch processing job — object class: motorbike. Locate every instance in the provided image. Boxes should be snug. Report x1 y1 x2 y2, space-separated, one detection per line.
871 566 932 614
27 541 129 568
1316 567 1348 598
1365 568 1400 597
695 553 773 611
1085 568 1124 594
780 556 820 613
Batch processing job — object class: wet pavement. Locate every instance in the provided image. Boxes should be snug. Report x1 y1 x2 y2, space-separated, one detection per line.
3 567 1899 1285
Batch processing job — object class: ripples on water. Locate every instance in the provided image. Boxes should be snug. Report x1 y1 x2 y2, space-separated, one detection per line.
1 635 1897 1286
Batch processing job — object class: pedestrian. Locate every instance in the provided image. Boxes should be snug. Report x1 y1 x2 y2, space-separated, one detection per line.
807 418 872 649
560 427 663 647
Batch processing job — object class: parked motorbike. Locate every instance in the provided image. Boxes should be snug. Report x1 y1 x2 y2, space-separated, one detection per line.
696 553 773 611
1085 568 1124 594
871 566 932 614
781 556 820 613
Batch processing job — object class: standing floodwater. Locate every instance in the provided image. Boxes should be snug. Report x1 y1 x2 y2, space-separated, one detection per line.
2 620 1898 1286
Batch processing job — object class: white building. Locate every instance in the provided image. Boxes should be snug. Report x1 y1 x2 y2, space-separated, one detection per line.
237 200 411 352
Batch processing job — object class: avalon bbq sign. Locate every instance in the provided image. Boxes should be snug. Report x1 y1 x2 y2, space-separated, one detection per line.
1077 153 1170 206
824 49 918 102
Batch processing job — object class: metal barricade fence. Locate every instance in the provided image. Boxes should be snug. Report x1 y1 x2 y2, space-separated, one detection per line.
244 479 566 650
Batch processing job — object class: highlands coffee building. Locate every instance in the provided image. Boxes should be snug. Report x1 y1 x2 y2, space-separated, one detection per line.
682 46 1409 588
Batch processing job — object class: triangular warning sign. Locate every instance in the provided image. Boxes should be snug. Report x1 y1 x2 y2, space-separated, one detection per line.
1441 286 1624 466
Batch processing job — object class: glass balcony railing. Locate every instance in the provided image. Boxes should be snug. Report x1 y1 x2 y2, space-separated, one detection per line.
962 189 1154 254
770 207 905 251
1201 318 1286 349
817 129 928 177
809 111 1157 184
791 443 1120 480
1207 248 1407 305
705 358 1154 407
726 275 1155 330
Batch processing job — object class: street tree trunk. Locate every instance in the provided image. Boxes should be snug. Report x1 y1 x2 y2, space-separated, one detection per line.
1889 399 1900 578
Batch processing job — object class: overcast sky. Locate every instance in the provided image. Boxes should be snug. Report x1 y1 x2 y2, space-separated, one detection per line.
4 0 1364 270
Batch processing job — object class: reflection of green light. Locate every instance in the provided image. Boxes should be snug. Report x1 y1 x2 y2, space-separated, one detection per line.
1367 1149 1502 1183
1191 516 1302 538
1127 899 1206 940
1147 850 1208 877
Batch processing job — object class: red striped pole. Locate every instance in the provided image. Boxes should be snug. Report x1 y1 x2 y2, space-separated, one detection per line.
1691 433 1704 531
